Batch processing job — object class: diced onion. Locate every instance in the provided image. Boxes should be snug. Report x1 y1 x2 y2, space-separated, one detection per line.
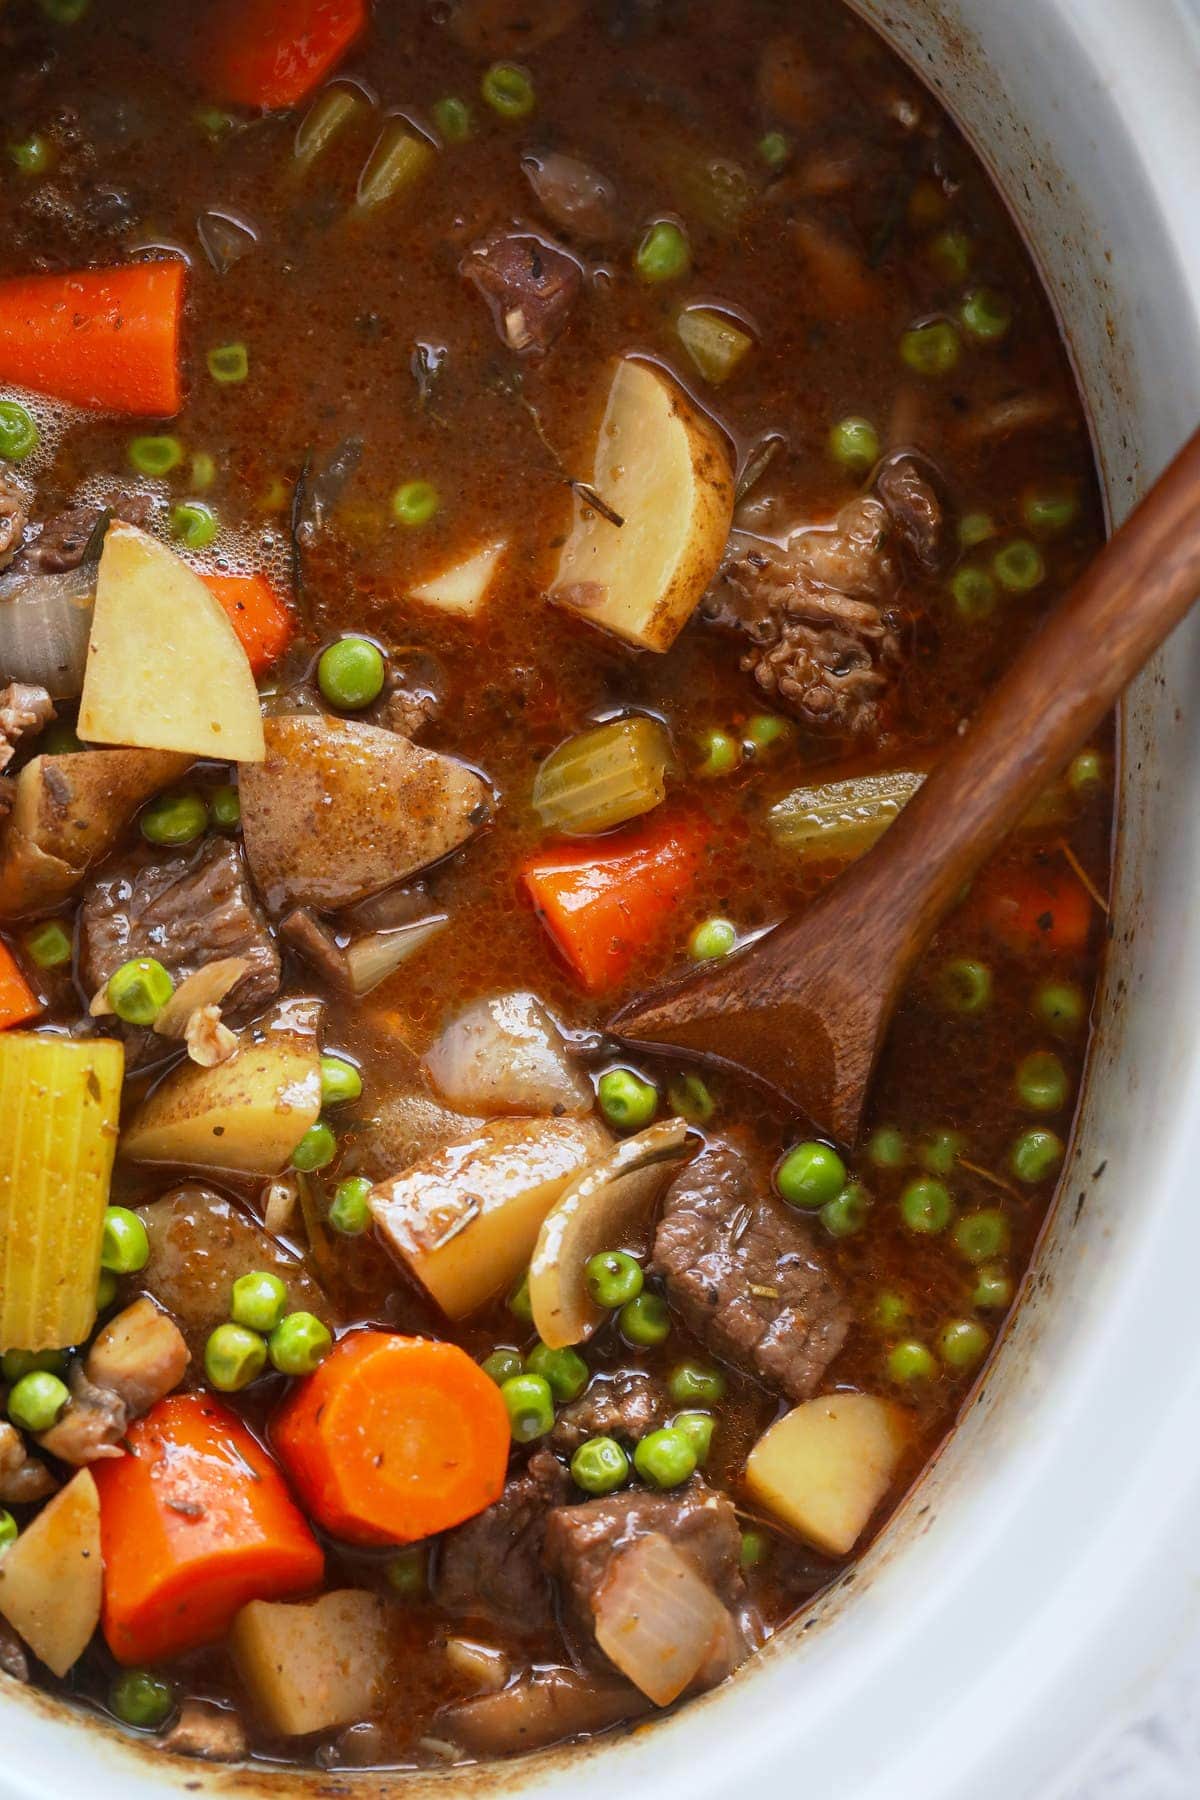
423 992 591 1117
345 915 447 996
442 1637 510 1693
0 564 95 700
593 1532 731 1707
532 716 673 836
676 308 754 386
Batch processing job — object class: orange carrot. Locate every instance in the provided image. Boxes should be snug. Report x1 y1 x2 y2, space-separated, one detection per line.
94 1393 323 1665
974 859 1093 955
0 261 185 416
272 1331 510 1546
209 0 367 110
0 943 40 1031
203 572 295 676
520 813 709 992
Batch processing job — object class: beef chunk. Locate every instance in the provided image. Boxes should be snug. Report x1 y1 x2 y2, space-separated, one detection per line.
550 1369 670 1453
653 1138 850 1401
875 452 952 574
14 491 152 576
0 1421 56 1505
0 469 29 571
460 229 582 354
437 1449 570 1636
446 1666 650 1757
0 683 54 774
159 1700 247 1762
521 151 618 242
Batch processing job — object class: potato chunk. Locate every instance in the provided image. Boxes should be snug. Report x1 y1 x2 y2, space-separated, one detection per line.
370 1116 610 1318
79 523 264 763
549 358 734 651
410 539 507 616
743 1393 911 1557
232 1589 387 1737
0 1470 101 1676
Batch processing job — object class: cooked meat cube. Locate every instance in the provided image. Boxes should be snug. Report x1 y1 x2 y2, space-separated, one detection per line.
160 1699 248 1762
84 1295 190 1415
34 1367 126 1464
652 1138 851 1401
12 491 152 575
550 1369 670 1453
460 230 582 355
0 1421 56 1505
0 470 29 571
0 682 55 774
436 1449 570 1636
875 452 953 574
445 1666 651 1756
521 151 619 242
0 1617 29 1683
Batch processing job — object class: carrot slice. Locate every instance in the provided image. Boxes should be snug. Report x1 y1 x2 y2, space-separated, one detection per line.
973 859 1093 955
209 0 367 110
94 1393 323 1665
203 573 296 676
272 1331 510 1546
0 942 40 1031
0 261 185 416
520 813 709 992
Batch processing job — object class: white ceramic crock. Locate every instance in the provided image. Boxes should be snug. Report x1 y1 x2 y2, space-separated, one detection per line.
6 3 1200 1797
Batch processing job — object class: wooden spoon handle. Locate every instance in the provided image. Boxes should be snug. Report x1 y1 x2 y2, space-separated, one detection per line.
845 424 1200 950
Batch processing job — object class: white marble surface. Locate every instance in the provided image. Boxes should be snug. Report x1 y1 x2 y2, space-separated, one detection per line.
1053 1623 1200 1798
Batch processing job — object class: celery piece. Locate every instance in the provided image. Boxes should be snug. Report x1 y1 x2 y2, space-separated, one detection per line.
532 718 673 836
676 309 754 386
768 769 924 859
0 1035 124 1353
294 87 367 173
356 121 437 211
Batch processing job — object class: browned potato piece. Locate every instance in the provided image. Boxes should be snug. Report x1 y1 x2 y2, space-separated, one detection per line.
240 715 491 913
0 1470 101 1676
232 1590 387 1737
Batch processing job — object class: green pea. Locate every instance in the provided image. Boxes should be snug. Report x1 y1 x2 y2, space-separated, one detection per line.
386 1545 427 1597
953 1208 1010 1264
927 229 972 282
689 917 737 960
597 1067 658 1132
866 1126 908 1170
900 319 961 377
668 1361 727 1405
329 1175 373 1235
743 713 791 753
230 1270 288 1335
97 1267 118 1311
481 61 536 120
899 1177 953 1235
8 134 54 176
1035 980 1086 1036
820 1180 871 1237
106 956 174 1025
635 219 691 285
140 789 208 846
501 1372 555 1442
993 539 1045 593
972 1262 1014 1310
887 1339 937 1383
190 450 217 491
672 1410 715 1465
204 1322 267 1393
1010 1127 1064 1184
207 342 249 384
739 1527 768 1568
960 287 1012 343
128 435 184 477
268 1311 333 1376
619 1292 670 1347
392 480 440 527
317 636 385 710
0 400 38 462
775 1141 847 1210
938 1317 990 1369
1022 488 1078 535
757 130 790 170
433 96 472 143
958 511 996 548
102 1205 150 1274
481 1347 524 1386
585 1250 643 1310
667 1072 715 1124
1 1348 67 1383
525 1341 589 1403
291 1120 337 1172
23 919 71 970
950 566 996 622
571 1435 630 1495
936 957 992 1015
7 1370 70 1432
110 1669 174 1731
634 1426 696 1489
1015 1049 1068 1113
694 727 741 778
827 416 880 475
1068 749 1105 794
918 1130 963 1178
209 783 241 830
320 1053 363 1107
507 1272 534 1324
0 1510 16 1554
873 1289 911 1331
169 501 218 550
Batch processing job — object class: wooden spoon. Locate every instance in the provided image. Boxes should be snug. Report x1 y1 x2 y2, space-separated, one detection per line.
609 426 1200 1146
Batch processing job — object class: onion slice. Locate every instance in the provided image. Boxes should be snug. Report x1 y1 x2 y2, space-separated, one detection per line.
0 563 96 700
593 1533 732 1707
153 956 251 1037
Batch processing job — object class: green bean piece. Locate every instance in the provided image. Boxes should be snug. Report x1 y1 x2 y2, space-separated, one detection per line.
481 62 536 120
128 435 184 477
1022 488 1079 535
958 511 997 548
169 501 218 550
392 480 440 526
972 1262 1014 1310
207 343 249 385
1035 980 1086 1036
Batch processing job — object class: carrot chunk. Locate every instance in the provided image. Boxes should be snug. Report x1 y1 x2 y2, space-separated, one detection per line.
203 573 296 676
973 859 1094 955
272 1331 510 1546
520 813 709 992
94 1393 323 1665
0 942 40 1031
0 261 185 416
210 0 367 110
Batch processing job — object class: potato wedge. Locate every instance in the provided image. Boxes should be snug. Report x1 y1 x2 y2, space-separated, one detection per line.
240 714 491 913
410 539 507 616
370 1116 610 1318
529 1118 690 1347
743 1393 912 1557
79 522 265 763
549 359 734 651
121 1000 322 1177
232 1589 386 1737
0 1470 101 1676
